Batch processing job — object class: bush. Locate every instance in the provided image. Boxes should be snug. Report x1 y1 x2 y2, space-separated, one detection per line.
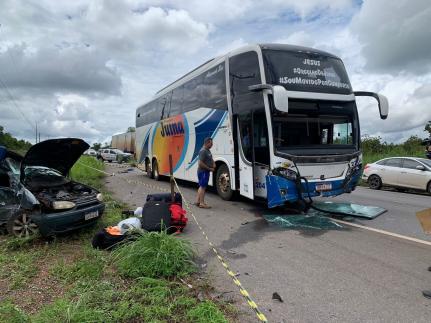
112 231 196 278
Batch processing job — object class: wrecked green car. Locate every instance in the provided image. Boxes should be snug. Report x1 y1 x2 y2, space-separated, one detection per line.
0 138 104 237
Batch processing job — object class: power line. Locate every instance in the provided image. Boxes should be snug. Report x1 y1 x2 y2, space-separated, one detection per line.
0 75 36 132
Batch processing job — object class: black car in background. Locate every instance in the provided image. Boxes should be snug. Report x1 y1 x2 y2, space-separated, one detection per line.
0 138 104 237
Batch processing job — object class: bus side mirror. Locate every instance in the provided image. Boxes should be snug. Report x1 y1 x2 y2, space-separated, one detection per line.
272 85 289 113
248 84 289 113
354 91 389 120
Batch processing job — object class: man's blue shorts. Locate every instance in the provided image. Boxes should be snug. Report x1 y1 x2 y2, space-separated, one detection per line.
197 170 210 188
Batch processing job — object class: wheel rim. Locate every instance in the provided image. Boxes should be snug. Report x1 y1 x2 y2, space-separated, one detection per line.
369 176 380 189
12 213 38 237
218 171 230 193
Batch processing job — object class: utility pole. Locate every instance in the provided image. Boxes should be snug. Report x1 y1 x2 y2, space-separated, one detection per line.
35 122 38 143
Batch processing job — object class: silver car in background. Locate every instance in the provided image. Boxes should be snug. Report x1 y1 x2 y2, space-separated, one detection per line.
363 157 431 194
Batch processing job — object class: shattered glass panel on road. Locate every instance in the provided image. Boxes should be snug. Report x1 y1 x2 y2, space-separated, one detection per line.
263 213 343 230
263 202 386 230
313 201 386 219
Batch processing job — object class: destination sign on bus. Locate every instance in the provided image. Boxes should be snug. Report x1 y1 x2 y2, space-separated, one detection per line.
263 50 352 95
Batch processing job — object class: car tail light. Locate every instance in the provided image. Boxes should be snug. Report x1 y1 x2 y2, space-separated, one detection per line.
364 164 370 170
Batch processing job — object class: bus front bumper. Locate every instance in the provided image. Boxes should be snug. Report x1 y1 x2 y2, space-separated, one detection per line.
266 169 362 208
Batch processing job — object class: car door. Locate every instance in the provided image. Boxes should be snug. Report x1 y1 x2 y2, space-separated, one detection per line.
381 158 402 186
0 187 20 225
398 159 429 189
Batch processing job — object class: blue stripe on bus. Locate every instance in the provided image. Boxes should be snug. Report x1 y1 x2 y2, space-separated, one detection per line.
186 110 227 170
194 110 214 127
139 126 151 163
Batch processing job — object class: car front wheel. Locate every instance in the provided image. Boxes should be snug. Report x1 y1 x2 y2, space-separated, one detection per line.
368 174 382 190
427 181 431 195
7 210 39 238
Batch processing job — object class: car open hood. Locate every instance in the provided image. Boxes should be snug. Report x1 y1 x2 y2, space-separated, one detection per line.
21 138 89 178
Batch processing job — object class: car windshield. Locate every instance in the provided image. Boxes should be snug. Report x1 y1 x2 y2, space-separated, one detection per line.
24 166 64 178
5 158 20 176
271 99 359 155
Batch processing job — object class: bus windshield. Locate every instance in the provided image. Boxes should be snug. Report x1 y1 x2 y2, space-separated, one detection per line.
271 100 359 156
263 49 352 95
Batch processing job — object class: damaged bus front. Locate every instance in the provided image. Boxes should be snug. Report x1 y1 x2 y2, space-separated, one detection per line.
253 45 389 208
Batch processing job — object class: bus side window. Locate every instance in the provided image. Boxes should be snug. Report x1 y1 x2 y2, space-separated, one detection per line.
169 86 184 117
229 51 264 114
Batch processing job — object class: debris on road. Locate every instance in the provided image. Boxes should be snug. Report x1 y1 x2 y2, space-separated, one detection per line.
263 213 342 230
272 292 284 302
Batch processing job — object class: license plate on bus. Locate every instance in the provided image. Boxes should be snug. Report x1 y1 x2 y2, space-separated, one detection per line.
316 183 332 192
85 211 99 220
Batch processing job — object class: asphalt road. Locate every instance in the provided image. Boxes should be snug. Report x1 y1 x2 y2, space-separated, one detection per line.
105 164 431 322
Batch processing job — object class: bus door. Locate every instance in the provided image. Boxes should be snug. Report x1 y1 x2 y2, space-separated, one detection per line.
252 110 270 198
237 110 270 199
237 114 254 199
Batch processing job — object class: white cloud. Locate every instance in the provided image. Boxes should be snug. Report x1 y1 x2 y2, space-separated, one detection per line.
351 0 431 74
0 0 429 146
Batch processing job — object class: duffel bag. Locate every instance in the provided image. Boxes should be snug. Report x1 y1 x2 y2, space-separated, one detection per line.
146 192 182 206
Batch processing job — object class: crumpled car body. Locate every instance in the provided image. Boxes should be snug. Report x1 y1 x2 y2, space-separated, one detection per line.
0 138 105 237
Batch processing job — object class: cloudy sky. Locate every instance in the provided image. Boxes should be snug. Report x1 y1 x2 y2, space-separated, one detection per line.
0 0 430 145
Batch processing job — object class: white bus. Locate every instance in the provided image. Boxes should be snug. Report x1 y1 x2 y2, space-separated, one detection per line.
135 44 388 208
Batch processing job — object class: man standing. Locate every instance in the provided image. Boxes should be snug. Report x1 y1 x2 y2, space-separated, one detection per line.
196 137 215 208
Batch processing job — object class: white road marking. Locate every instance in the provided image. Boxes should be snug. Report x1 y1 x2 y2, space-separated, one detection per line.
332 218 431 246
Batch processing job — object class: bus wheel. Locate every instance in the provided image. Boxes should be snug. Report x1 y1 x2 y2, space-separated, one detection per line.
146 160 153 178
216 164 233 200
152 160 160 181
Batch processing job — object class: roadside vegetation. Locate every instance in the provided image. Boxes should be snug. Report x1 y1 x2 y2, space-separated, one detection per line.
0 156 234 322
0 125 32 155
361 135 426 166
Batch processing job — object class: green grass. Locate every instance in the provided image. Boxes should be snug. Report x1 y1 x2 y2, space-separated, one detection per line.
31 277 228 323
113 231 196 278
0 300 30 323
70 156 105 190
0 246 41 290
187 301 228 323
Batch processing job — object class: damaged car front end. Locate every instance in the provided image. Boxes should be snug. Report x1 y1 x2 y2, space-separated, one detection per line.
0 138 105 237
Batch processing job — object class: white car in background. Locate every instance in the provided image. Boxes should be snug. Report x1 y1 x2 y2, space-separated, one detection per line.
98 148 132 163
363 157 431 194
84 149 97 156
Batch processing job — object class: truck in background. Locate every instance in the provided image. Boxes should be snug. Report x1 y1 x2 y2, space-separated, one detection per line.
111 131 135 154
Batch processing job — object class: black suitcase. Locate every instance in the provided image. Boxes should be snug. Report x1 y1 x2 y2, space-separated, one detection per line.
142 200 172 231
146 192 182 206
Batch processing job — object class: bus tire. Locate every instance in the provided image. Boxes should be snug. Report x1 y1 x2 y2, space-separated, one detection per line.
152 160 160 181
215 164 233 200
145 159 153 179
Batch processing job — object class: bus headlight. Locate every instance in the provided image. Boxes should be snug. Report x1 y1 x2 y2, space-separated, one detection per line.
274 167 297 180
96 193 103 202
52 201 76 210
